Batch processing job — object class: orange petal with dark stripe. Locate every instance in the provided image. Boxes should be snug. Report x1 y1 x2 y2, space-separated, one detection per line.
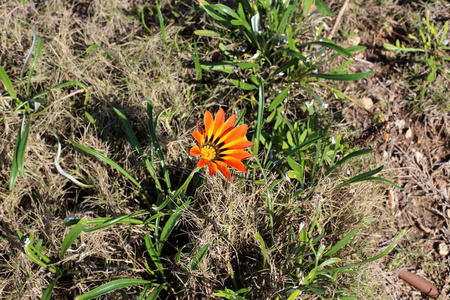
216 161 231 180
222 139 254 150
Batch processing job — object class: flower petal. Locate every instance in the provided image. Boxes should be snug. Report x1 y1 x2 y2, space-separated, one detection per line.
204 110 214 140
221 139 254 150
212 114 236 143
192 131 203 146
221 156 247 172
208 161 218 175
213 109 225 136
216 161 231 180
217 124 248 146
197 157 208 168
220 149 253 160
197 121 204 135
190 146 201 156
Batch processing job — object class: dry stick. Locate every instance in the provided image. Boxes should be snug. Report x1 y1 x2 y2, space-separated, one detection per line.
398 269 440 298
328 0 350 40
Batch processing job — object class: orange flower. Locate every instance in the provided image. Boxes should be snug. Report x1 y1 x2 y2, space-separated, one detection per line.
190 109 254 180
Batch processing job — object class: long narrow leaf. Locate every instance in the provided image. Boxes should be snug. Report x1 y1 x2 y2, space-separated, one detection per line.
145 233 164 274
61 218 88 259
26 36 43 96
0 65 17 99
313 72 373 81
9 115 31 191
41 275 63 300
158 200 191 254
252 80 264 155
147 101 171 190
191 243 210 270
325 149 373 175
146 285 165 300
71 140 142 189
114 107 161 190
321 229 407 274
52 131 94 188
324 225 361 257
75 278 152 300
83 211 149 232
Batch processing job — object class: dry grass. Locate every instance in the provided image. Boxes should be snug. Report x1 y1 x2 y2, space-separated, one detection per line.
2 0 447 299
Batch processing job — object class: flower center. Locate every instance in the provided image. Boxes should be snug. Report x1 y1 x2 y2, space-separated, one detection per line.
200 143 218 162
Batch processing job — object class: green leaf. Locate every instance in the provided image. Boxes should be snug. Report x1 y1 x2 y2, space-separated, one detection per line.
114 107 161 191
75 278 152 300
252 80 264 156
0 65 17 99
9 115 31 191
71 140 142 189
230 79 257 90
201 62 234 73
268 84 291 111
145 233 164 275
83 212 148 232
158 200 191 254
147 101 171 190
254 233 267 268
287 289 300 300
146 285 165 300
61 218 88 259
324 226 361 257
41 275 63 300
312 71 373 81
301 41 352 57
322 229 407 274
191 243 210 270
194 30 222 37
326 149 373 175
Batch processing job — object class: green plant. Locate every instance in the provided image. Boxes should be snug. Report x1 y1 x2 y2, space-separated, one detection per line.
384 12 450 82
281 200 407 299
0 23 89 191
196 0 372 104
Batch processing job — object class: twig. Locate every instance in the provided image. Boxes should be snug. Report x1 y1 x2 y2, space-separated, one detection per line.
328 0 350 40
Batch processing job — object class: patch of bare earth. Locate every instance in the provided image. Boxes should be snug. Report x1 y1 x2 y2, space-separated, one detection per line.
331 0 450 298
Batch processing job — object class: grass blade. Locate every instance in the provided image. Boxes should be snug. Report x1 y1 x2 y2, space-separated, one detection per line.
145 233 165 275
26 36 43 96
83 212 148 232
268 84 291 111
0 65 17 99
9 115 31 191
146 284 165 300
75 278 152 300
254 233 267 268
155 0 166 43
41 275 63 300
252 80 264 156
146 101 171 190
71 140 142 189
191 243 210 271
313 71 373 81
114 107 162 191
61 218 88 259
324 225 361 257
322 229 407 274
52 131 94 188
325 149 373 175
158 200 191 254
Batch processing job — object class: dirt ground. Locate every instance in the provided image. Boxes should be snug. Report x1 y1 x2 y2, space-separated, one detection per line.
334 0 450 298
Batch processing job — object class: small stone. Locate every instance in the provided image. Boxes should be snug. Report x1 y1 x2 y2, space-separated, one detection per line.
414 151 424 164
348 36 361 47
395 119 406 129
360 97 373 110
405 128 413 139
438 243 449 257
